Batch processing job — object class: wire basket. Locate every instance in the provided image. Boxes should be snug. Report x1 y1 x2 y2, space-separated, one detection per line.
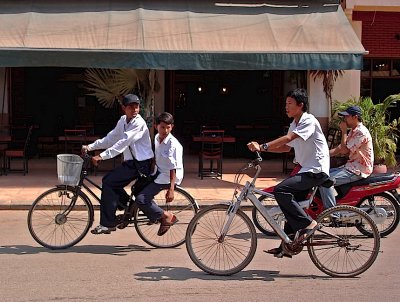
57 154 84 186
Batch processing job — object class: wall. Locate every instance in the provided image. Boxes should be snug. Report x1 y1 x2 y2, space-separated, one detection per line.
353 11 400 57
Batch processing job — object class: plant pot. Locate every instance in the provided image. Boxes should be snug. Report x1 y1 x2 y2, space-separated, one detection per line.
373 164 387 174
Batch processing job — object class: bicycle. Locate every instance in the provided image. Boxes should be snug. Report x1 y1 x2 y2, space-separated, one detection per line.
27 154 199 250
252 165 400 238
185 152 381 277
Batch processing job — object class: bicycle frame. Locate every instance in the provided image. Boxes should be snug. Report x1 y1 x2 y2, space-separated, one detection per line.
222 155 328 245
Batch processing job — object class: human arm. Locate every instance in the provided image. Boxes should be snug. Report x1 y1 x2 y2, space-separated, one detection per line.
247 131 299 153
329 121 350 157
165 169 176 203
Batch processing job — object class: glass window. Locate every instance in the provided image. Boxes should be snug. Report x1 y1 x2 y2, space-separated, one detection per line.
361 58 371 77
392 60 400 77
372 59 390 77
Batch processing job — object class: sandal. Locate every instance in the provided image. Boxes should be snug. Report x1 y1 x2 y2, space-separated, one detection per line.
157 214 178 236
264 244 292 258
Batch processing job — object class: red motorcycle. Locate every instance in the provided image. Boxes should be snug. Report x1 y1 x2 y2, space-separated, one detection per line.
252 166 400 237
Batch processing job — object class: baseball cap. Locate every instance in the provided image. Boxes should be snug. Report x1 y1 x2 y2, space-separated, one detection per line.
338 105 362 118
122 94 140 106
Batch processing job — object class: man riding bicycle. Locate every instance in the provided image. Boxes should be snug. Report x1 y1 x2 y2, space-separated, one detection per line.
247 88 330 257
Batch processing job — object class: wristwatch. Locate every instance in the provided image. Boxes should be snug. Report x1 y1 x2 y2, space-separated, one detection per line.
261 143 269 151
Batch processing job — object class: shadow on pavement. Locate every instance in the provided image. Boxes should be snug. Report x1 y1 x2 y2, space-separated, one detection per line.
134 266 332 281
0 244 152 255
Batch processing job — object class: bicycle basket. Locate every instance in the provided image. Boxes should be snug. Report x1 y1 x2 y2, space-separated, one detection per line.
57 154 84 186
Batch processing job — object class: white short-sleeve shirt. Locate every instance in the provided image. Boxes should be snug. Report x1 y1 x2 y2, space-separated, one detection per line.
154 133 184 185
286 112 330 175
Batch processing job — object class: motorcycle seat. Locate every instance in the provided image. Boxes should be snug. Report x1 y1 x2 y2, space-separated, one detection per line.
338 173 395 188
321 177 336 188
335 173 395 198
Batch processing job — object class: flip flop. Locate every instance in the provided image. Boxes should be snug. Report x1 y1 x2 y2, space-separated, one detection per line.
263 246 292 258
157 214 178 236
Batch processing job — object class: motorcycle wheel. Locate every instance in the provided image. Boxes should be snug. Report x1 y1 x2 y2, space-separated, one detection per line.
252 195 285 236
356 192 400 237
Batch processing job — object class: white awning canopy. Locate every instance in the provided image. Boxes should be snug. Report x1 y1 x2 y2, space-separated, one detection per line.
0 0 366 70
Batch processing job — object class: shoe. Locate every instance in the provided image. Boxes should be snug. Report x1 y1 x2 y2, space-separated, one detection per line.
264 246 292 258
91 224 116 235
157 214 178 236
295 223 321 243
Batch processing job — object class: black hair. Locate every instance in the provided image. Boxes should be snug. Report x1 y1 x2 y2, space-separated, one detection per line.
155 112 174 125
286 88 309 112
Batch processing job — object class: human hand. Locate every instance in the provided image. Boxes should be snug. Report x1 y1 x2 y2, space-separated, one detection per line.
339 121 348 133
247 141 260 152
81 145 89 155
165 189 174 203
91 155 102 167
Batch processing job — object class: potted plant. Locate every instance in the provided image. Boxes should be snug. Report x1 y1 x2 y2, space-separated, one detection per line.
330 94 400 172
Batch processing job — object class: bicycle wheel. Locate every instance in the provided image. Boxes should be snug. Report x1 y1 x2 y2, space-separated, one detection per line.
27 186 94 250
186 204 257 276
252 195 284 236
134 187 198 248
308 205 380 277
357 192 400 237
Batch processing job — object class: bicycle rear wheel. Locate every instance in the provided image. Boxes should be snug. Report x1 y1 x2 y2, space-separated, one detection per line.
134 187 198 248
186 204 257 276
308 205 380 277
27 186 94 250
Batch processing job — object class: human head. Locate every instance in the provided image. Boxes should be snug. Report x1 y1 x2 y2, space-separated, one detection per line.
121 94 140 119
155 112 174 140
122 94 140 106
338 105 362 122
286 88 309 112
156 112 174 125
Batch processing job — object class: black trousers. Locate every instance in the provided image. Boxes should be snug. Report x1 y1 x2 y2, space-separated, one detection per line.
273 172 329 233
100 159 151 227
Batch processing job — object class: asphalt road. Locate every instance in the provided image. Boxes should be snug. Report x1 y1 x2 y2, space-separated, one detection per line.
1 211 399 302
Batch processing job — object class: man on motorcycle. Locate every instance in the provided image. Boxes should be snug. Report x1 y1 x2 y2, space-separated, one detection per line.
320 105 374 209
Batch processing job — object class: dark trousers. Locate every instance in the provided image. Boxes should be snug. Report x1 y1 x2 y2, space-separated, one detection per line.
273 172 329 233
100 159 151 227
135 182 171 222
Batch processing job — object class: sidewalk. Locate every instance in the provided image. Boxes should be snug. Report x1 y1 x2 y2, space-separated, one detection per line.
0 155 288 210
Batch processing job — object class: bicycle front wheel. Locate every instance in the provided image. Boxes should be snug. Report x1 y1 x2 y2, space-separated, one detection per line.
27 186 94 250
186 204 257 276
134 187 198 248
308 205 380 277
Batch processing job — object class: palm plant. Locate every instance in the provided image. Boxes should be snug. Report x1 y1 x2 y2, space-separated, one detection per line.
331 94 400 167
310 70 344 115
84 68 160 125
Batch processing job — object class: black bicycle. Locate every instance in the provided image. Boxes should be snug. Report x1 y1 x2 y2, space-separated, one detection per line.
27 154 199 250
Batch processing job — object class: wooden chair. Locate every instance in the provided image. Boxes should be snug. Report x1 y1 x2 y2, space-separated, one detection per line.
3 126 33 175
64 129 86 154
198 129 224 179
326 127 339 149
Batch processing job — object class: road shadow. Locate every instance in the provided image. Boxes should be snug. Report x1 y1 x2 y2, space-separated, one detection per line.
134 266 337 282
0 244 152 256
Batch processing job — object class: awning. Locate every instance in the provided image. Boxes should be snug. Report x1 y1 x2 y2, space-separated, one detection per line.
0 0 366 70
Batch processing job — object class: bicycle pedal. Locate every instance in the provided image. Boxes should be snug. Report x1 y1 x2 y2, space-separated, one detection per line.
116 222 129 229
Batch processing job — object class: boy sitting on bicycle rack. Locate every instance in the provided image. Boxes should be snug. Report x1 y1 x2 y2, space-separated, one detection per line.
135 112 184 236
82 94 154 235
247 88 330 257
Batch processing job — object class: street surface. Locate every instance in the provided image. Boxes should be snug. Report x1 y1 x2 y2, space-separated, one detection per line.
0 210 399 302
